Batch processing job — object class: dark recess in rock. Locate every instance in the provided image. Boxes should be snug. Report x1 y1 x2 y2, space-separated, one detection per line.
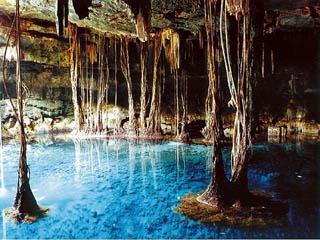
72 0 92 19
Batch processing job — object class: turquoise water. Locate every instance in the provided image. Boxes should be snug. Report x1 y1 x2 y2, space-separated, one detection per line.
0 139 319 238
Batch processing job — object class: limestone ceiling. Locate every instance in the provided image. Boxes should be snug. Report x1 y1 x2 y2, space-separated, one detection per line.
0 0 319 38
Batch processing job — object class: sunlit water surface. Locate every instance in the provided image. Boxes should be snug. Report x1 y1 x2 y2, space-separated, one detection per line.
0 139 319 238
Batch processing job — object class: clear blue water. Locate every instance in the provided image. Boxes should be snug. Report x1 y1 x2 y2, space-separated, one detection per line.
0 139 319 238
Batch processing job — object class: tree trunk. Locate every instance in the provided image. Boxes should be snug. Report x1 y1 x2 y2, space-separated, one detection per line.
230 0 263 202
218 0 263 204
198 0 229 207
198 141 229 207
219 0 252 202
13 0 40 216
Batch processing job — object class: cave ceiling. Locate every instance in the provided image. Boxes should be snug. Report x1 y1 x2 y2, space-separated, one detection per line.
0 0 319 39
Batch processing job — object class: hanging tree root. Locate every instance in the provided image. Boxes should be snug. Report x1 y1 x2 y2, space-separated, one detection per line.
176 191 287 228
2 0 49 224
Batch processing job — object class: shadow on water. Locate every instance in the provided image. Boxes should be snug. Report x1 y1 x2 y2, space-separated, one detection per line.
0 138 319 238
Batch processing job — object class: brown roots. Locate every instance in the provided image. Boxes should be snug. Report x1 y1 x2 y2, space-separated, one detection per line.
3 181 49 223
176 191 287 228
4 206 49 223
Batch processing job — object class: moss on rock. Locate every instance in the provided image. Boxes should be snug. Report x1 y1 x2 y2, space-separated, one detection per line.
176 192 288 229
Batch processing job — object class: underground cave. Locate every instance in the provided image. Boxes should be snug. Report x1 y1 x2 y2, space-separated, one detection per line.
0 0 319 238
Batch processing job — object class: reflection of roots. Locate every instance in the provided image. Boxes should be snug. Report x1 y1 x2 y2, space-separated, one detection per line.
5 206 49 223
176 192 287 228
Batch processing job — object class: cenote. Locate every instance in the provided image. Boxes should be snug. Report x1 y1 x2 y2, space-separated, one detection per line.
0 139 319 238
0 0 320 238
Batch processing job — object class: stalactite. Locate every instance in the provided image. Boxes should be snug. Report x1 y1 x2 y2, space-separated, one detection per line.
124 0 151 42
69 23 85 132
147 34 162 135
161 29 180 71
160 29 181 137
120 37 135 134
55 0 68 37
226 0 249 20
139 41 148 134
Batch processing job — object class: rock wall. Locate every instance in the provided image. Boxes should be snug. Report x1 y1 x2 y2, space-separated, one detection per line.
0 3 319 140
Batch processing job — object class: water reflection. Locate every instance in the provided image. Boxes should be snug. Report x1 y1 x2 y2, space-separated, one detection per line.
73 139 81 183
71 139 165 191
140 143 147 194
0 117 7 196
205 147 213 172
176 142 180 180
74 139 107 178
1 139 315 238
2 209 6 239
128 142 136 193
